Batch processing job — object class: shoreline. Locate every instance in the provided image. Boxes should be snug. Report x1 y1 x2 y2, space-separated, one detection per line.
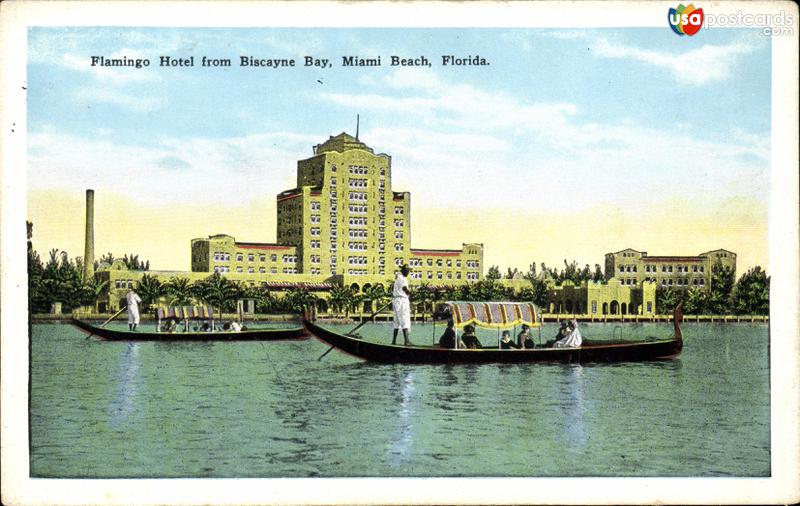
31 313 769 324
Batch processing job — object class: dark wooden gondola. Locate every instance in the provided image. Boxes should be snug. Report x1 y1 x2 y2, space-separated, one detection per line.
71 318 308 342
304 303 683 364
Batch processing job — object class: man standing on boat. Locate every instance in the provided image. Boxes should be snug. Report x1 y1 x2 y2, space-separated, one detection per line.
126 288 142 332
391 264 413 346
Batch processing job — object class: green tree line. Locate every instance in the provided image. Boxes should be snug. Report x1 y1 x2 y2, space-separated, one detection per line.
28 221 768 316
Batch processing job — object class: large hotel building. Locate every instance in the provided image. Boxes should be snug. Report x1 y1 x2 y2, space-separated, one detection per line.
189 132 483 290
87 132 735 316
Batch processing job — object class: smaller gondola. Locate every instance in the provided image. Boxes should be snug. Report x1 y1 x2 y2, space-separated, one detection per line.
304 302 683 364
71 304 307 341
71 318 308 341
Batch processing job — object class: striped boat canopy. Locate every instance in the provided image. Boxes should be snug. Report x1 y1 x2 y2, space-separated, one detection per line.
440 301 541 329
156 306 215 320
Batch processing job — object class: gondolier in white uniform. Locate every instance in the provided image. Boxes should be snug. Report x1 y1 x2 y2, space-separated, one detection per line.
126 288 142 331
391 264 413 346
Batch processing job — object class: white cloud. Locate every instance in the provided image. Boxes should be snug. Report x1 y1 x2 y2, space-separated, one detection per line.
72 87 165 113
27 131 320 206
320 67 769 213
592 38 757 86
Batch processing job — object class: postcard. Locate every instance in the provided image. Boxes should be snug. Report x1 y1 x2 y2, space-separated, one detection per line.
1 1 798 505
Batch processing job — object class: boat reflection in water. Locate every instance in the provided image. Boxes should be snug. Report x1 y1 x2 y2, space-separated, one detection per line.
563 365 588 456
109 342 142 427
388 369 417 467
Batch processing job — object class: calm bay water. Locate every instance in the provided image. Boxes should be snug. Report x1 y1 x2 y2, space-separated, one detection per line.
29 321 769 477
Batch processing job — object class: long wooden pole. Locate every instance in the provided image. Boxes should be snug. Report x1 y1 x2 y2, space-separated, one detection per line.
318 301 392 361
85 305 126 339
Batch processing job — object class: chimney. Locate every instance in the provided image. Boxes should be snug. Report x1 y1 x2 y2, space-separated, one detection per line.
83 189 95 282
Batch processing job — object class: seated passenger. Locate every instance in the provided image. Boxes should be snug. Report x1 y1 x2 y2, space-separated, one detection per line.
501 330 520 349
517 324 535 349
162 317 179 333
545 322 569 347
438 318 457 348
553 319 582 348
461 324 482 349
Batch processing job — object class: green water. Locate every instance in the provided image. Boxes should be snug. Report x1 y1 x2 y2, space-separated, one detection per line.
29 321 769 477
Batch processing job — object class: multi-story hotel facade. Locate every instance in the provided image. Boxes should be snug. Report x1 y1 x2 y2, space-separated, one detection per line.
85 133 734 316
605 248 736 291
189 132 484 291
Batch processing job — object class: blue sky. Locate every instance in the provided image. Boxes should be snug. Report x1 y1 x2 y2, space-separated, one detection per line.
27 26 771 270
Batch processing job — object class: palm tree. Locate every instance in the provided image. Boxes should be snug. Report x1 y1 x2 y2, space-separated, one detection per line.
283 289 318 314
684 287 708 315
192 272 237 315
136 273 165 311
164 277 194 306
328 285 356 317
363 283 388 314
79 277 109 309
656 287 679 314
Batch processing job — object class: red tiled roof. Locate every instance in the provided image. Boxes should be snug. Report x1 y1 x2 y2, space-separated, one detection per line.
642 256 704 262
237 243 292 250
411 249 462 257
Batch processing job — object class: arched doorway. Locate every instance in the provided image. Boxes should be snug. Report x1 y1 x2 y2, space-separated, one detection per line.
316 299 329 313
350 283 360 293
621 302 627 315
610 301 619 315
362 283 372 292
602 302 608 315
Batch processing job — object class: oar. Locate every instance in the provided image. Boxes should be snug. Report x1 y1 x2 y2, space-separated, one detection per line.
317 301 392 361
345 301 392 337
85 305 126 339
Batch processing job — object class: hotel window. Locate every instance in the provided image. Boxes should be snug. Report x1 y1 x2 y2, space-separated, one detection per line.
456 272 462 279
456 260 462 268
619 266 625 273
237 267 243 273
591 301 597 314
394 243 404 252
270 267 277 274
395 207 404 215
668 279 673 285
446 272 452 279
310 228 320 236
248 267 254 273
436 259 442 267
237 253 243 261
311 215 320 223
270 254 277 261
700 279 705 285
259 254 266 262
427 272 433 279
259 267 266 273
248 254 254 261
